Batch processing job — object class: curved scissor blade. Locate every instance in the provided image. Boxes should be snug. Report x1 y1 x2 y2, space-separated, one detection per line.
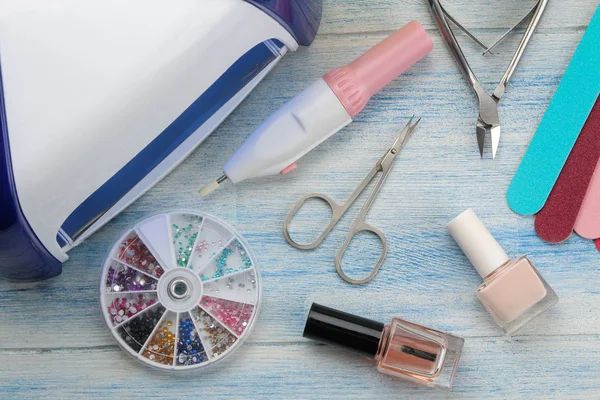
391 117 420 152
379 117 421 170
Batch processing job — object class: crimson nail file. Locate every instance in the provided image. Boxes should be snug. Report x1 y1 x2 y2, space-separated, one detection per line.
199 21 433 196
506 5 600 215
534 97 600 243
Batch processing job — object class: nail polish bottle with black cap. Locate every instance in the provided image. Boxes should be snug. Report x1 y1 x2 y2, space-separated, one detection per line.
303 303 464 389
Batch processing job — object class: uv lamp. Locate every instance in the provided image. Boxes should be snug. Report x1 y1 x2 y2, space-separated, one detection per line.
0 0 322 281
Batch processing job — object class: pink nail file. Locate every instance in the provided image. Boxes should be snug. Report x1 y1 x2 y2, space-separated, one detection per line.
574 159 600 239
200 21 433 196
534 97 600 243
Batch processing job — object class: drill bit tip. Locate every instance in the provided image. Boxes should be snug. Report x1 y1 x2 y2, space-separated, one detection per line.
199 175 227 197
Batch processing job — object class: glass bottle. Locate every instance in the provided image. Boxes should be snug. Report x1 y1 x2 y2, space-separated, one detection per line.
303 303 464 389
448 209 558 335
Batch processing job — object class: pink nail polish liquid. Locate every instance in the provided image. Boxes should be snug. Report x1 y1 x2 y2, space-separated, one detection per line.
303 303 464 389
448 209 558 335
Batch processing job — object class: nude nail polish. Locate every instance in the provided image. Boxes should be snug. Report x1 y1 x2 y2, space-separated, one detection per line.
447 209 558 336
303 303 464 389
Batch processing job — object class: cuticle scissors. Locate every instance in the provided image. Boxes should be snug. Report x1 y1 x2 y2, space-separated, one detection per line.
283 117 420 285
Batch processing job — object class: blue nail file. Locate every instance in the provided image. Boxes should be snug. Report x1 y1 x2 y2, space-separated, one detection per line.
507 5 600 215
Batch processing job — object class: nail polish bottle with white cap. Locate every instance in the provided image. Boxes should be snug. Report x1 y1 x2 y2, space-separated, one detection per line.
447 209 558 335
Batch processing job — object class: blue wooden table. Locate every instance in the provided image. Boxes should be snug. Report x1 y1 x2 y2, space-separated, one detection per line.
1 1 599 398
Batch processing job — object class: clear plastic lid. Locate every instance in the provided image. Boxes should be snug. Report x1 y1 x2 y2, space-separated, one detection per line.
100 210 261 370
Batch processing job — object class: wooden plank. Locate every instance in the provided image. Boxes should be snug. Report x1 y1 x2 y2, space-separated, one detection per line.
0 336 598 399
320 0 598 34
0 1 598 398
0 27 597 347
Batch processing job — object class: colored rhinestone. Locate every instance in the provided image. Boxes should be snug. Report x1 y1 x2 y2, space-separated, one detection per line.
103 212 261 370
142 313 176 365
199 296 254 336
200 240 253 281
108 293 156 325
116 235 164 278
201 269 258 305
117 304 166 353
196 240 210 254
191 307 237 358
172 218 201 268
105 262 158 292
176 316 208 366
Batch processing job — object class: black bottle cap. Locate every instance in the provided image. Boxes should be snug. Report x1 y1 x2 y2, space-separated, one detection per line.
303 303 385 358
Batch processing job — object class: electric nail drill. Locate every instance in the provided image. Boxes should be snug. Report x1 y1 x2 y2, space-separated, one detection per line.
200 21 433 196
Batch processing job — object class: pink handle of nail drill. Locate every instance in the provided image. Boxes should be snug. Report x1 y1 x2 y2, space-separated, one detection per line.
323 21 433 118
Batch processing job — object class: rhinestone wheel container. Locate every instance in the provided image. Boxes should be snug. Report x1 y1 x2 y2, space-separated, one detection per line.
100 211 261 370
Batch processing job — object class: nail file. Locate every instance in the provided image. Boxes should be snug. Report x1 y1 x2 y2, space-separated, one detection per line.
507 5 600 215
534 98 600 243
574 159 600 239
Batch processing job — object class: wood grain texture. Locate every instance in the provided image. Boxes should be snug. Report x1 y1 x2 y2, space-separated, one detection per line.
1 1 599 398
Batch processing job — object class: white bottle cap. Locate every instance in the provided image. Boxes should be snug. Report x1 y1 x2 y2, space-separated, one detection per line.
447 209 510 279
